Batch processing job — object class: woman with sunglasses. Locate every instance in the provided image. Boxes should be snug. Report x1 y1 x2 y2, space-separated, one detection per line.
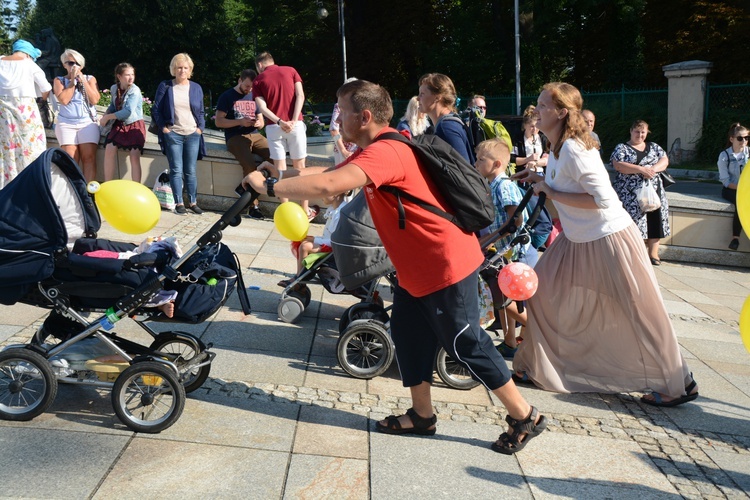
718 123 749 250
53 49 100 182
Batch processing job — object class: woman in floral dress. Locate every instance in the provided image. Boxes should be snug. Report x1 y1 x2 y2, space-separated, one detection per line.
0 39 51 188
610 120 670 265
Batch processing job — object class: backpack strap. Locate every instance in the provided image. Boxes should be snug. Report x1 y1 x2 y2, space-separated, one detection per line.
375 132 459 230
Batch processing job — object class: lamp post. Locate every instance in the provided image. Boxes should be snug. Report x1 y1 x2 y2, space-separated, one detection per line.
318 0 347 82
514 0 521 115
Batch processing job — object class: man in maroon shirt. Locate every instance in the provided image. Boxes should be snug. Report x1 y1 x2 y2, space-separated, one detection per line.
253 51 317 220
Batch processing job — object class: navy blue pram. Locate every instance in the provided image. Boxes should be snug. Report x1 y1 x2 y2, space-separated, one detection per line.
0 148 255 433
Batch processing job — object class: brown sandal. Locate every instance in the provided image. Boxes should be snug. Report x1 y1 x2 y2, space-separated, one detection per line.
492 406 547 455
375 407 437 436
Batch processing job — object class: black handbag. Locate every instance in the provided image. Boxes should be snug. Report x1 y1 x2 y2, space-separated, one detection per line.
36 97 53 129
659 170 676 188
147 117 159 135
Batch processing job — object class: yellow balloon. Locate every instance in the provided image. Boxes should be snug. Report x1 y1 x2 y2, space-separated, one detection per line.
274 202 309 241
95 180 161 234
739 295 750 354
737 165 750 235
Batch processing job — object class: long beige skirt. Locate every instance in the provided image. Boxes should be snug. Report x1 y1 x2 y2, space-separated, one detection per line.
513 223 690 398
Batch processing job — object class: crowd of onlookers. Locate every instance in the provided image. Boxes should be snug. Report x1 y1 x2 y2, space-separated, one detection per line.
4 34 744 455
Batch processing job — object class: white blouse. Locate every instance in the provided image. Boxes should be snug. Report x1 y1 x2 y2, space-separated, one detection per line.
546 139 632 243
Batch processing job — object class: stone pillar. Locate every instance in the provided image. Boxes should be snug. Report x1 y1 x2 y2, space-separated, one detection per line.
662 60 713 164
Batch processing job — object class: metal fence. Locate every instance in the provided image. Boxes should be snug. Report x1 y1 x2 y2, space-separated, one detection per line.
310 84 750 162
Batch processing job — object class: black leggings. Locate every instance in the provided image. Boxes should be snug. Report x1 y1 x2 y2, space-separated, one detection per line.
722 187 741 238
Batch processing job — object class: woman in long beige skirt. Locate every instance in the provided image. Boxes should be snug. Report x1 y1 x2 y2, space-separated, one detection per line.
511 82 698 406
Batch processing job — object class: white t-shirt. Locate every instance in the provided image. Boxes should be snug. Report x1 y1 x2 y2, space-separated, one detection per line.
546 139 632 243
0 57 51 97
524 134 544 158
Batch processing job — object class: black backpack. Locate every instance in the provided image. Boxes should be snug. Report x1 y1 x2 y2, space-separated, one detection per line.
375 132 495 232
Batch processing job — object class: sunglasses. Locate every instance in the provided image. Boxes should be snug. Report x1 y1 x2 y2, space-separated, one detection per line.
64 61 78 67
477 106 487 109
736 136 749 142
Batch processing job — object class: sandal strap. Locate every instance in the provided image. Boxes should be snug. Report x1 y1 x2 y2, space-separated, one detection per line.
685 373 697 395
505 406 539 434
383 414 403 431
406 408 437 430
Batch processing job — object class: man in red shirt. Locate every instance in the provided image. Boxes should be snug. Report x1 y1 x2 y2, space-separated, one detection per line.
252 52 318 221
244 80 546 455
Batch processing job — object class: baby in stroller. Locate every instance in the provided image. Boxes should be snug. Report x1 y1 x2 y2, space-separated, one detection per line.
0 148 253 433
276 190 391 324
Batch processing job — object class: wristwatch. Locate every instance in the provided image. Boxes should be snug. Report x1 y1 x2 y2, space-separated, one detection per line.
266 176 278 197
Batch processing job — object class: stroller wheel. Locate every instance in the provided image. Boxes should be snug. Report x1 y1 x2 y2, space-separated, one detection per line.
337 320 394 379
435 348 481 390
338 303 389 334
111 361 186 433
278 295 305 324
149 332 210 393
0 348 58 421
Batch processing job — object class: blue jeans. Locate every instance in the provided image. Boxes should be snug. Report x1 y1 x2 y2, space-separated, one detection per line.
164 131 200 205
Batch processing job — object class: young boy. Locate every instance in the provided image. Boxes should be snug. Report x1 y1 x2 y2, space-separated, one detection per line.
474 138 539 358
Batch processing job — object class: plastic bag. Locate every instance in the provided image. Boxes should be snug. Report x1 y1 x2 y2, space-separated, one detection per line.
636 180 661 213
153 169 176 210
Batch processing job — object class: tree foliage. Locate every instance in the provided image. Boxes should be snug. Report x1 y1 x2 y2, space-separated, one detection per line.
14 0 750 110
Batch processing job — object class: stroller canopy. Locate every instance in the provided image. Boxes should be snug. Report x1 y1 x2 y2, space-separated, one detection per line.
0 148 100 304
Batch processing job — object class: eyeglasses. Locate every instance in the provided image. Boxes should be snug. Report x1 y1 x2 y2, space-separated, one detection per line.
64 61 78 67
478 106 487 110
736 136 749 142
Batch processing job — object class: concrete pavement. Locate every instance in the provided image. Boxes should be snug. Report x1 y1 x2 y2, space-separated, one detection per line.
1 206 749 499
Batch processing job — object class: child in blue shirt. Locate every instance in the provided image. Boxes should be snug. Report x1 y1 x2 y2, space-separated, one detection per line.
475 138 538 358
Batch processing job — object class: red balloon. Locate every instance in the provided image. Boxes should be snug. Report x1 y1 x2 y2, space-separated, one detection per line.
498 262 539 301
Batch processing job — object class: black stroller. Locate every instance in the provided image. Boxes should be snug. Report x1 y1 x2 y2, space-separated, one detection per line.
0 148 256 433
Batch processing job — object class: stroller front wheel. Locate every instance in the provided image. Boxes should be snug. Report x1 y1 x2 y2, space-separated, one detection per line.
278 295 305 324
111 361 186 433
337 320 394 379
0 348 58 421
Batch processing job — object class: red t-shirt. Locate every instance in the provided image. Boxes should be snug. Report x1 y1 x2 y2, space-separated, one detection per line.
351 129 484 297
252 65 303 121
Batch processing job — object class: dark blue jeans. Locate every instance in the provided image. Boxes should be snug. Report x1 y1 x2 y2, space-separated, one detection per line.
164 131 200 205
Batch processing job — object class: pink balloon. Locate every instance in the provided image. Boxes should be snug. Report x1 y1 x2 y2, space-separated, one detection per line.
498 262 539 301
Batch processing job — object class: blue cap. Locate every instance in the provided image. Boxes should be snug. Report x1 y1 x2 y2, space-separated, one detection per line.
12 40 41 61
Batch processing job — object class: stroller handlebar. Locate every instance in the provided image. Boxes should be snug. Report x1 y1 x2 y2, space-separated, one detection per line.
479 187 538 249
196 189 259 247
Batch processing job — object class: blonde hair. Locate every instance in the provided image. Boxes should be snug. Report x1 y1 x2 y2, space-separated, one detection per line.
60 49 85 69
418 73 457 112
541 82 597 158
399 96 429 136
476 138 510 168
169 53 194 78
